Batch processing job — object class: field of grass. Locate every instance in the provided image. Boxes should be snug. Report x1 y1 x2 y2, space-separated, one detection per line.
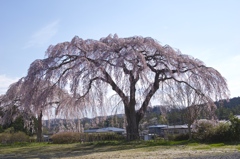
0 140 240 159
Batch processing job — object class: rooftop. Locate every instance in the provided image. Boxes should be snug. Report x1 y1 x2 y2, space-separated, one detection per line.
148 125 168 128
84 127 125 133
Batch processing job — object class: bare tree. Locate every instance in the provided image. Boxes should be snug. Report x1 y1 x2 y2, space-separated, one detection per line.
24 34 229 140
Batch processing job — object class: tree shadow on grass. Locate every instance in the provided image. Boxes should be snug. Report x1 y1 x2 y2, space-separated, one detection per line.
0 140 195 159
0 141 149 159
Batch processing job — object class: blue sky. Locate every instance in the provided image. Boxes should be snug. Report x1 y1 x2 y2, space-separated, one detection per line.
0 0 239 98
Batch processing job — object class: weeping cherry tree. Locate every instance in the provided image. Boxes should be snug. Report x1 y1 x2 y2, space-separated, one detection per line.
25 34 229 140
0 77 75 141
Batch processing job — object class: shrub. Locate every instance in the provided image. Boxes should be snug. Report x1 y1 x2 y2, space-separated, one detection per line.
229 115 240 141
193 120 216 142
209 122 231 142
4 127 15 134
0 133 11 144
51 132 80 144
173 133 189 141
84 133 124 142
0 132 29 144
0 125 4 133
51 132 125 144
193 120 231 142
10 132 29 143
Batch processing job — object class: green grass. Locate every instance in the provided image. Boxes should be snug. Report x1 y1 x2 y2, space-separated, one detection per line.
193 145 211 150
187 142 200 146
0 140 190 155
190 143 226 150
0 140 239 159
210 143 225 147
0 142 89 154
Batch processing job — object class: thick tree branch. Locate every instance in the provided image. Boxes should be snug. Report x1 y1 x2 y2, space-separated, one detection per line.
102 70 128 106
137 72 160 120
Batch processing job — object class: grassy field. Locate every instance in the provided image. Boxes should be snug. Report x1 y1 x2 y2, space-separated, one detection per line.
0 140 240 159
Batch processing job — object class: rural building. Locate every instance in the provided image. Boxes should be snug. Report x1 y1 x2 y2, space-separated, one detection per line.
148 124 190 137
148 125 167 137
162 125 189 135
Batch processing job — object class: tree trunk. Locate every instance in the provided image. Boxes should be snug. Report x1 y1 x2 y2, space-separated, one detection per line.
37 111 43 142
125 105 141 141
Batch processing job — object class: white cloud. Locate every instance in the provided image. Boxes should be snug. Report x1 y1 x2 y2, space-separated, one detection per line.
24 20 60 48
0 75 19 95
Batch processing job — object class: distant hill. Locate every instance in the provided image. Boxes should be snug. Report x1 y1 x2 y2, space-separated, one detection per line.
215 97 240 120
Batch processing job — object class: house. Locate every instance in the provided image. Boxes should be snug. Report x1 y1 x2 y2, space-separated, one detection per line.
162 125 189 135
148 125 167 137
84 127 125 135
148 124 190 137
96 127 125 134
84 128 99 133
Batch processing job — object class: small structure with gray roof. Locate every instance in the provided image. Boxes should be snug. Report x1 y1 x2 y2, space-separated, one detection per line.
162 125 189 135
148 125 167 137
84 127 125 135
